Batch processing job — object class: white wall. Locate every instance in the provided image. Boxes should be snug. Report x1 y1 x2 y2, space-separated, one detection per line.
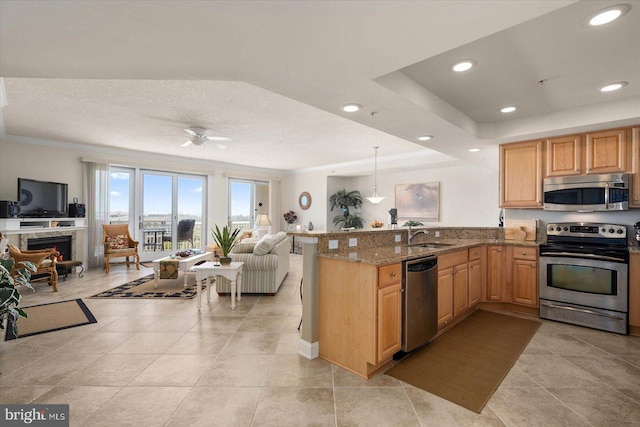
281 162 500 232
0 138 284 248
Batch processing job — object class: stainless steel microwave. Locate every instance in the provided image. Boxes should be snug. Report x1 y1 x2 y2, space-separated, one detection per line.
543 173 629 212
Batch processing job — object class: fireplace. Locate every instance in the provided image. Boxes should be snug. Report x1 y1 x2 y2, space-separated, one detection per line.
28 235 72 261
20 230 78 261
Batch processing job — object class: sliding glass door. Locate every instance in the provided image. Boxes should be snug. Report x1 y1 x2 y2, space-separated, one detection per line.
108 166 206 262
228 178 269 231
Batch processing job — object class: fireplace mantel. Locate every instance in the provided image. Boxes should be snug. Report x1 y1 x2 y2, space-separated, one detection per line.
0 218 86 234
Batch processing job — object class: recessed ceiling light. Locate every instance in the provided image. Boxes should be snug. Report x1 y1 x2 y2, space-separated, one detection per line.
451 60 476 72
500 106 517 113
469 148 480 152
341 103 362 112
586 4 630 26
600 81 628 92
417 135 433 141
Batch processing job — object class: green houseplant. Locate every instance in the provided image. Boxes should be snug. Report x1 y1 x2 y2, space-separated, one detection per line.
210 225 241 265
329 188 365 229
1 259 35 336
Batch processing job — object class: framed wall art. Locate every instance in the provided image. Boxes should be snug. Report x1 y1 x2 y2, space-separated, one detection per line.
394 182 439 222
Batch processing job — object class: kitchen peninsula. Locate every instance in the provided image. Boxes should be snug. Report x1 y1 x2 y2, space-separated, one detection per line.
289 226 542 377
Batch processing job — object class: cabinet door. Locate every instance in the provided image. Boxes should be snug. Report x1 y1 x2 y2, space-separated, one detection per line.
453 263 469 317
632 128 640 208
500 140 543 208
630 253 640 329
585 128 627 174
437 267 454 328
468 258 482 307
377 283 402 362
512 259 538 307
486 246 505 301
546 135 581 176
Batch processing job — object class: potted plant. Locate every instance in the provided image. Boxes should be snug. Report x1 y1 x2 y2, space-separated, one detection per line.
1 258 35 337
329 188 365 229
210 225 241 265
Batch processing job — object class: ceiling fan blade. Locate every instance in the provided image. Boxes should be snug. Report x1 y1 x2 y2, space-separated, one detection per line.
215 142 227 149
206 136 231 141
181 140 193 147
184 128 198 137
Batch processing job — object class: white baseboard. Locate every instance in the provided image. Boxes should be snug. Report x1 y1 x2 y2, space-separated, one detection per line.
297 338 319 359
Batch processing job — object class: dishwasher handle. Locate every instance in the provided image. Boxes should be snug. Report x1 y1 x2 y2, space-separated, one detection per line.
406 258 437 272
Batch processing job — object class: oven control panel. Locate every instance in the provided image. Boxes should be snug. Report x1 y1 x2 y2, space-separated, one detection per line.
547 222 626 238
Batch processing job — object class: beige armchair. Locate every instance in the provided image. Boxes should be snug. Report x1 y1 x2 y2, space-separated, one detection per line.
8 245 60 292
103 224 140 273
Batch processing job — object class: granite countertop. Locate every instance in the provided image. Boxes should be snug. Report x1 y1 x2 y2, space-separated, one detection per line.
317 238 540 266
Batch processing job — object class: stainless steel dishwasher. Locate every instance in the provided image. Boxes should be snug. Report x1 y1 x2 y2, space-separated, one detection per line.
402 257 438 352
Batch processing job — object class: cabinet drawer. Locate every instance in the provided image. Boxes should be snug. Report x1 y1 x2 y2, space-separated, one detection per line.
438 250 468 270
513 246 537 260
468 246 482 261
379 263 401 288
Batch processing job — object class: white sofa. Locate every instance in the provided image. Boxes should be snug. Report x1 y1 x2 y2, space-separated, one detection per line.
215 231 291 295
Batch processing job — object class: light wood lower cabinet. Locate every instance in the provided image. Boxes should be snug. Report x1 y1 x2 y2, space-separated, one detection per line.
377 282 402 362
437 248 484 329
630 253 640 334
318 258 401 378
468 246 485 307
486 245 506 301
510 246 538 308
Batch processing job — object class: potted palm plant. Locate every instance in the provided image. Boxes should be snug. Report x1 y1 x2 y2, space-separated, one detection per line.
329 188 365 229
210 225 241 265
1 258 35 337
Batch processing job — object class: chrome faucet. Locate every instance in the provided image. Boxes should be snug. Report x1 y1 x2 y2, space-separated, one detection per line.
408 230 429 244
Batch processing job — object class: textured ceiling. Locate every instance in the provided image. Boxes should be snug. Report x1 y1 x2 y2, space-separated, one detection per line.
1 1 638 173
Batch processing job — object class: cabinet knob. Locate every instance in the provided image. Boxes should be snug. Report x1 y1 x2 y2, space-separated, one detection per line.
391 272 396 277
522 251 526 255
531 264 535 268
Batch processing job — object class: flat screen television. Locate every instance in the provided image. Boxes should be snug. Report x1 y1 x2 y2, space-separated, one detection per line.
17 178 68 217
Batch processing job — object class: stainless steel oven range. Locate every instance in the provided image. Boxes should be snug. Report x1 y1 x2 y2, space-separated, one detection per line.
539 222 629 334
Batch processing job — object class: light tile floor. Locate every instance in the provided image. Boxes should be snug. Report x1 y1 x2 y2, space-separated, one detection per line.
2 254 640 426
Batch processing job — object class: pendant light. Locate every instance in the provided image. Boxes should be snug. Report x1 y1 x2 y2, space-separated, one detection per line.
366 146 385 204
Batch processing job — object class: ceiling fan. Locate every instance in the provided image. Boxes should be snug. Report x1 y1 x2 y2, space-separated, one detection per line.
181 127 231 148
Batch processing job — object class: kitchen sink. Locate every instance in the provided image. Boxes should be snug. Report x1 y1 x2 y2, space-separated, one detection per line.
408 242 455 249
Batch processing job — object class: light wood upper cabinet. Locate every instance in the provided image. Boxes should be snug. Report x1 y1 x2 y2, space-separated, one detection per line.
632 127 640 207
500 140 543 208
585 128 627 174
546 135 582 176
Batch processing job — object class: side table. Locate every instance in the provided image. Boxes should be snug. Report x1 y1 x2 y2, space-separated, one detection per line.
192 261 244 311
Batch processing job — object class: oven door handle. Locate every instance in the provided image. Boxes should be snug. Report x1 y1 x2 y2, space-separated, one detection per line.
540 252 625 262
540 302 625 320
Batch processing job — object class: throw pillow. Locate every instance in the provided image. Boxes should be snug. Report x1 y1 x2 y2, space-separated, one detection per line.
232 242 256 253
106 234 128 249
253 234 275 256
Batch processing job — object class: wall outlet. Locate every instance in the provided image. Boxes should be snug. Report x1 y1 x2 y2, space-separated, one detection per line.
348 252 357 259
395 234 401 242
349 237 357 247
328 240 338 250
435 231 440 238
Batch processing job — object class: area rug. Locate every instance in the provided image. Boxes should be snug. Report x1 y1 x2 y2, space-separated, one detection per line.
90 273 207 299
5 299 97 341
385 310 541 413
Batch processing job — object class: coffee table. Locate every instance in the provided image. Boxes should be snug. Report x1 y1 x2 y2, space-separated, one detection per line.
152 252 213 288
192 261 244 311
